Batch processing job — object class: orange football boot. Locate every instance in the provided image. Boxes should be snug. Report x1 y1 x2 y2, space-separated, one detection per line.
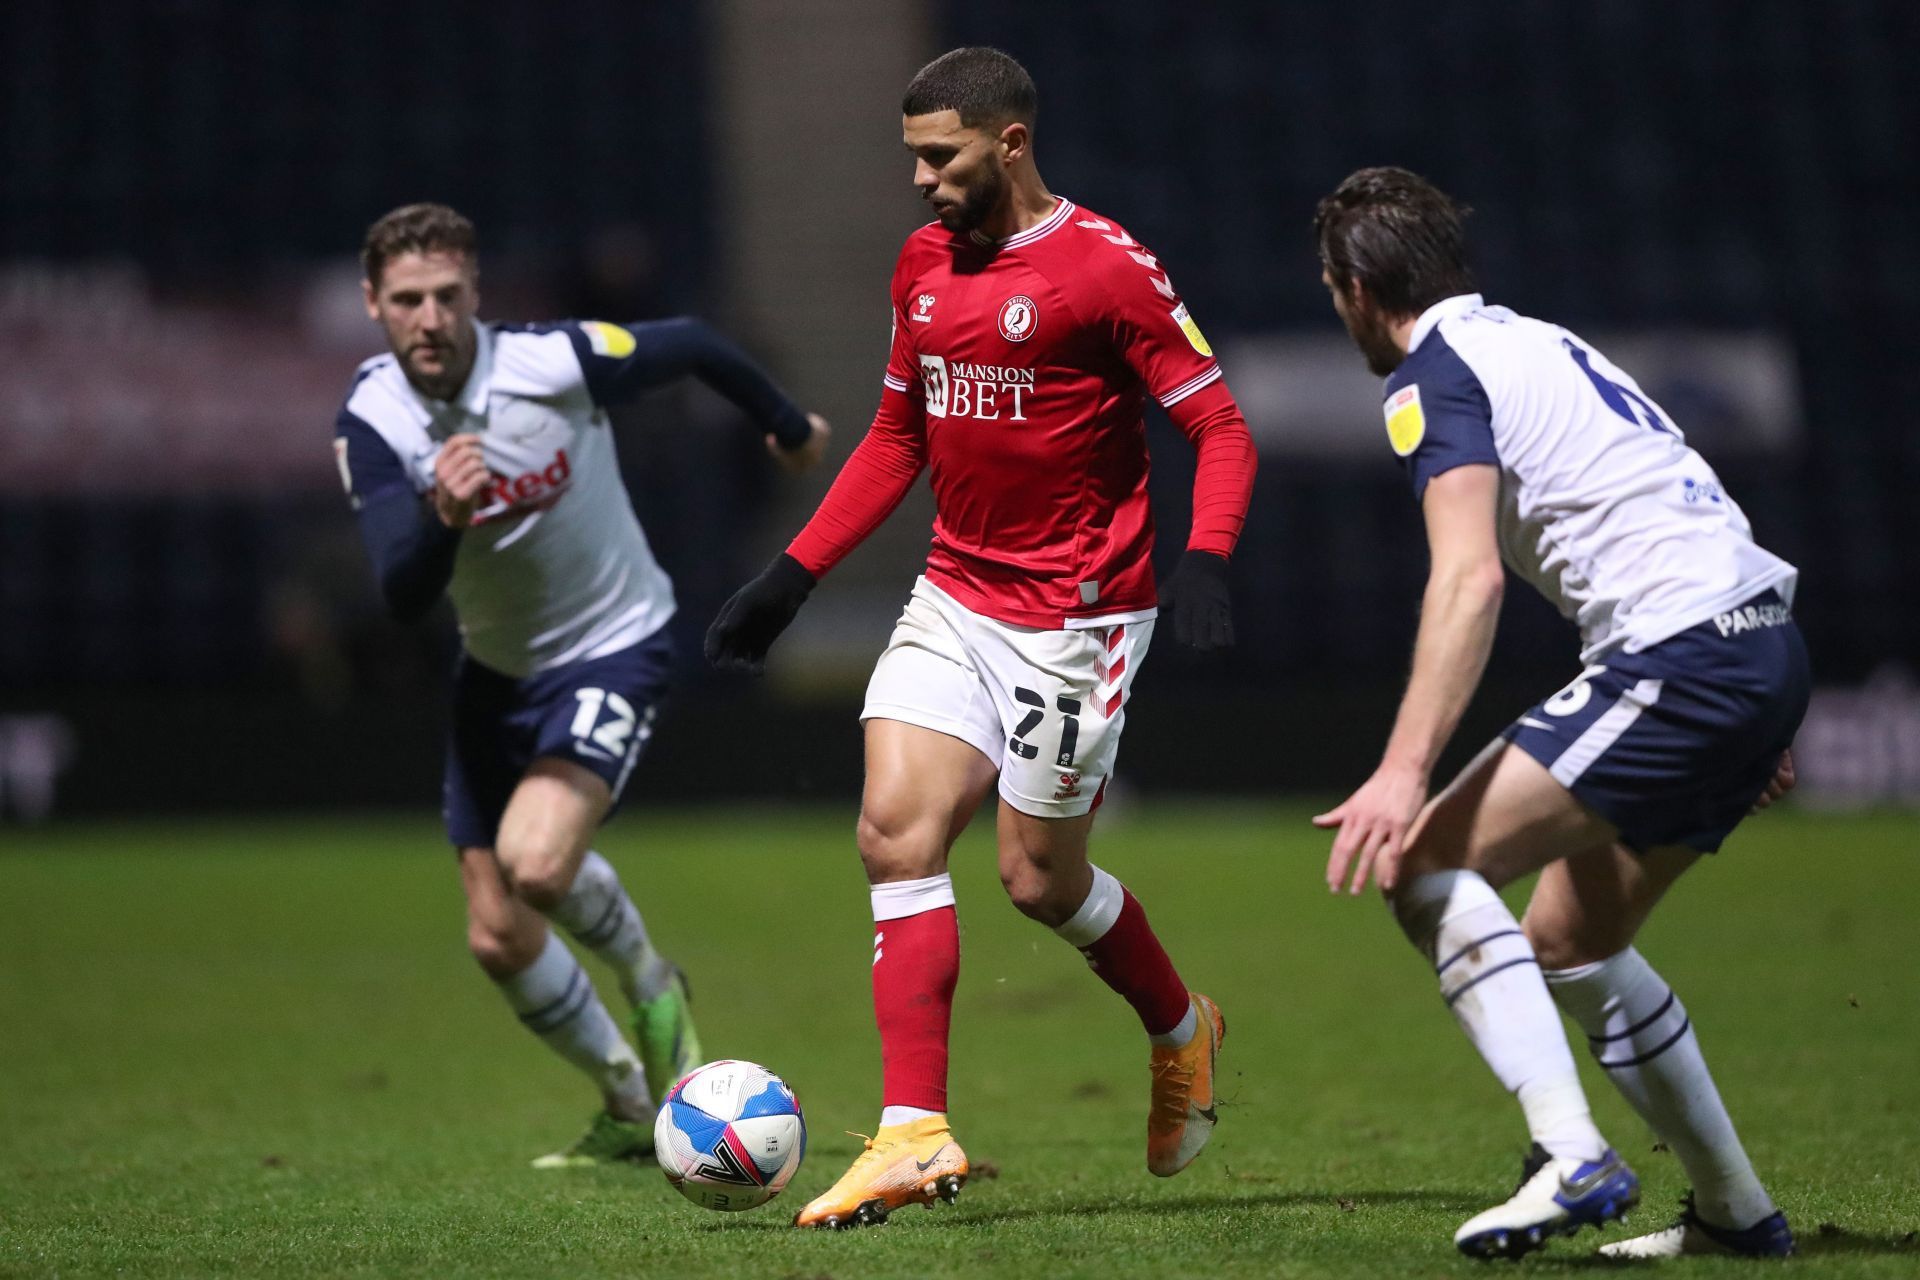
792 1115 968 1229
1146 992 1226 1176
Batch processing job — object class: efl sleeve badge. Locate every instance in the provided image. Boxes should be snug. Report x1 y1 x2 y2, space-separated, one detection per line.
1169 302 1213 357
1384 383 1426 456
581 320 637 359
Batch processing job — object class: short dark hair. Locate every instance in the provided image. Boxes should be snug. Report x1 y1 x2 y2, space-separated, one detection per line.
1314 167 1475 318
361 203 477 288
902 46 1036 129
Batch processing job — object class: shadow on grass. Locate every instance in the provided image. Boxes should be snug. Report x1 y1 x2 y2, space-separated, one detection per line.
1796 1226 1919 1257
1429 1224 1920 1271
692 1188 1474 1234
935 1186 1473 1227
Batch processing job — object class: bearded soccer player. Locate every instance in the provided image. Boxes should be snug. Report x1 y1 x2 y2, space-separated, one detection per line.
336 203 829 1167
1312 168 1805 1260
706 48 1257 1228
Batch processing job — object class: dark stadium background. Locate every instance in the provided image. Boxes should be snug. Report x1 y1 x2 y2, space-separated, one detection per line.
3 0 1916 821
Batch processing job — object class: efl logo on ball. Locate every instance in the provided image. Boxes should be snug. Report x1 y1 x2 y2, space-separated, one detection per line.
998 295 1038 343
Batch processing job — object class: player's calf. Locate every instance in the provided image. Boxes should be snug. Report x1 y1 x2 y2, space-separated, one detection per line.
1545 947 1780 1233
1391 869 1610 1163
997 856 1087 928
459 847 548 979
494 931 655 1163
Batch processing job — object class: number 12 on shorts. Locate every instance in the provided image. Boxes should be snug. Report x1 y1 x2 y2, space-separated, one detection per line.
1011 687 1081 767
571 687 639 759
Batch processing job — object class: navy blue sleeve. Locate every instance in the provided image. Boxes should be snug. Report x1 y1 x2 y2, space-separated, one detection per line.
335 407 413 509
336 411 459 622
1383 335 1498 501
563 317 811 447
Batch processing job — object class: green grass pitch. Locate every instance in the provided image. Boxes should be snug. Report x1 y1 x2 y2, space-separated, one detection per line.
2 803 1915 1277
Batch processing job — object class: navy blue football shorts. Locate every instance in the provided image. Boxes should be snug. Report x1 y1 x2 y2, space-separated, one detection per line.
443 629 673 849
1504 590 1809 853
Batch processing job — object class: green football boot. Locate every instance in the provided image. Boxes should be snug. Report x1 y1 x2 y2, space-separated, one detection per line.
631 964 703 1100
530 1109 654 1170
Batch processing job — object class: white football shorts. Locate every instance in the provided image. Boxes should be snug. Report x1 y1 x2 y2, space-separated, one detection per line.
862 577 1152 818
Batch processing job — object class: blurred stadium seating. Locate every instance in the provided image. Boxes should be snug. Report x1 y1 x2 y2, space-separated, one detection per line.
2 1 1915 816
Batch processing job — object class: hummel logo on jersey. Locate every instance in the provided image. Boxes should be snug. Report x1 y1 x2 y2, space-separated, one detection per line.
913 293 936 323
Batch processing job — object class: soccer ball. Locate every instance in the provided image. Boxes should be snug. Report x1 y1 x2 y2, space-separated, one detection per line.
654 1059 806 1211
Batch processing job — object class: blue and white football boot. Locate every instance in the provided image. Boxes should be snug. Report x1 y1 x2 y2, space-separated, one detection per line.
1454 1143 1640 1259
1599 1194 1795 1259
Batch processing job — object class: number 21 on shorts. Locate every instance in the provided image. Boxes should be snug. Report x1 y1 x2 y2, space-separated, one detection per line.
1010 687 1082 767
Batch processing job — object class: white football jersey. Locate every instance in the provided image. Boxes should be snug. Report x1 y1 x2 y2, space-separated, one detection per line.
1383 293 1797 662
336 322 674 677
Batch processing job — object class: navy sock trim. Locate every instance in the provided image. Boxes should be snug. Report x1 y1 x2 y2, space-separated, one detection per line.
518 968 588 1033
1595 1016 1692 1069
1443 956 1539 1007
576 894 626 948
1435 929 1524 977
1588 988 1677 1043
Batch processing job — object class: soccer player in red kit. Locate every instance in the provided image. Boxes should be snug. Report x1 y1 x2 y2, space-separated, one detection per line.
706 47 1257 1228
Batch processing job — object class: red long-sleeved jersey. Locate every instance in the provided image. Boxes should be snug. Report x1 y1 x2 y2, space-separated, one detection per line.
788 197 1257 629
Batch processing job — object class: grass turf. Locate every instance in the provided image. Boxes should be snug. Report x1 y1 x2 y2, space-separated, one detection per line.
1 803 1915 1278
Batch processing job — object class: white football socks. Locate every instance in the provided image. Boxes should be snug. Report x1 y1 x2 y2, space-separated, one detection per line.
498 931 652 1120
879 1105 943 1128
869 872 957 922
1053 864 1125 948
1151 1000 1200 1049
549 850 674 1004
1546 947 1776 1228
1394 870 1607 1162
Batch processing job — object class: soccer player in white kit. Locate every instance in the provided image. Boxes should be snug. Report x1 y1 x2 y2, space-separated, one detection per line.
1311 169 1806 1260
335 204 829 1167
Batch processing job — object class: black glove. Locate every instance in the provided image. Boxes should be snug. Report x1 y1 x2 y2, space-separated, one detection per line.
705 553 817 675
1158 549 1235 651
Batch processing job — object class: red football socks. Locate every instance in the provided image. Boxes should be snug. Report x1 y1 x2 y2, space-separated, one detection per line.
1080 887 1191 1037
1054 866 1191 1038
871 903 959 1112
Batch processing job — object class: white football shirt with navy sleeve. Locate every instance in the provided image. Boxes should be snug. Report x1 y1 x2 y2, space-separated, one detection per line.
1382 293 1797 663
334 321 675 677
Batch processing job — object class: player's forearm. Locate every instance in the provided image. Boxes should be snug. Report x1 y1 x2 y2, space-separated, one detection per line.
785 390 926 578
620 318 811 447
1168 383 1257 557
357 492 461 621
1379 563 1505 777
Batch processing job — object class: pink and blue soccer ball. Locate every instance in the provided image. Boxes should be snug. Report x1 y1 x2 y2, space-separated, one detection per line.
654 1060 806 1211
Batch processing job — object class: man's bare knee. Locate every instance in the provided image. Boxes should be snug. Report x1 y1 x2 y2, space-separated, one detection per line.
999 861 1063 924
467 916 542 979
1524 915 1627 972
496 835 575 912
856 807 947 883
995 809 1093 928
